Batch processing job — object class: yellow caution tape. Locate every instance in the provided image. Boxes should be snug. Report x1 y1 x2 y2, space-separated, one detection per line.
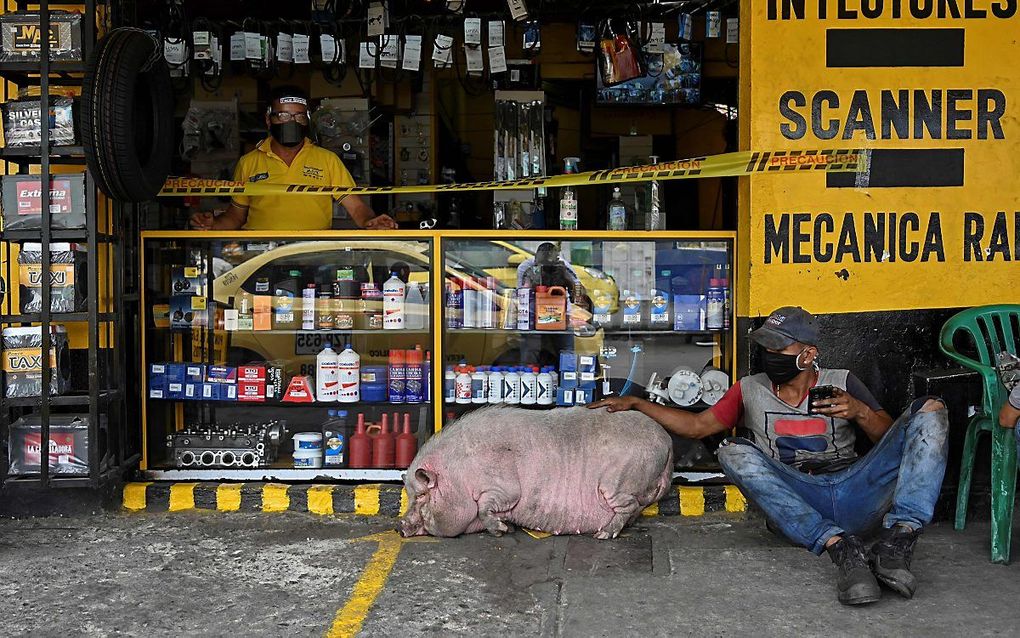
159 149 868 197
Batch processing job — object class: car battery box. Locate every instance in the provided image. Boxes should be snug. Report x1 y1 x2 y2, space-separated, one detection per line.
1 97 77 147
17 242 87 313
3 325 70 398
0 12 83 62
7 414 100 476
1 173 86 231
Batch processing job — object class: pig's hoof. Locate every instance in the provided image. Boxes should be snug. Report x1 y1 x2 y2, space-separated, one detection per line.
488 520 512 537
594 530 612 540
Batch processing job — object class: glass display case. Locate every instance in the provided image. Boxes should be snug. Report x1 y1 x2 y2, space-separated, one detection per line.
140 232 437 480
139 230 736 480
439 232 736 470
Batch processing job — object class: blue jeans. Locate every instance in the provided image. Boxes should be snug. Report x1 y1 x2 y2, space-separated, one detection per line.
717 400 949 555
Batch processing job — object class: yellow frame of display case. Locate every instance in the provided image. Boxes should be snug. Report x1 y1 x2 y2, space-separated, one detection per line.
138 229 737 477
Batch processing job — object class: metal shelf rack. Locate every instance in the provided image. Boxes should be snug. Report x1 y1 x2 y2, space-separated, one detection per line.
0 0 136 489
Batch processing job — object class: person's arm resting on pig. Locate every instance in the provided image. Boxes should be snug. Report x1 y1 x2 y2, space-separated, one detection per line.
587 391 732 439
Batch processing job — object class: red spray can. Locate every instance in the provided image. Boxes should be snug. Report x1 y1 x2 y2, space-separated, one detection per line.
349 413 372 469
372 413 395 468
395 413 418 469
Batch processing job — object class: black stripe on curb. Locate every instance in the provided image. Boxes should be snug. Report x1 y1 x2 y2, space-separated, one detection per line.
333 487 355 514
704 486 727 513
288 485 310 513
194 483 219 510
379 488 403 517
144 483 170 513
239 483 263 511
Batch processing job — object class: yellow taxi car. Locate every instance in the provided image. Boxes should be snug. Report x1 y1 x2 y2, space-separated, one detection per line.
206 239 612 378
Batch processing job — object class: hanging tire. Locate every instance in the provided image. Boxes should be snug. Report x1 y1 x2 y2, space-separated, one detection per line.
82 28 174 203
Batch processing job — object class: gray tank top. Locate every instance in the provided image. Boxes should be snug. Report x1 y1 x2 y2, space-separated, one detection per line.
740 369 857 473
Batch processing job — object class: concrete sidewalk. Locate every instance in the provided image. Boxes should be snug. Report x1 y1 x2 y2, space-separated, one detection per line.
0 512 1016 637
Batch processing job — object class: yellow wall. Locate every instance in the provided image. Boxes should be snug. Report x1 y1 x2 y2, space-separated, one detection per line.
743 0 1019 317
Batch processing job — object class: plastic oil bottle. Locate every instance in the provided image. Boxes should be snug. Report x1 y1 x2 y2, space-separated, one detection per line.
471 366 488 404
537 367 553 405
559 157 580 231
444 365 457 403
455 364 473 404
383 271 405 330
405 282 426 330
504 366 521 404
521 366 538 405
316 342 340 402
487 366 504 404
336 343 360 403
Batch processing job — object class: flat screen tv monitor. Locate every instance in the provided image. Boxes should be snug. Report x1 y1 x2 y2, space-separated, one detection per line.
596 43 702 106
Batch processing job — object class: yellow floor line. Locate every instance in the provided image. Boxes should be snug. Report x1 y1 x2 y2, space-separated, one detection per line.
122 482 151 511
326 532 405 638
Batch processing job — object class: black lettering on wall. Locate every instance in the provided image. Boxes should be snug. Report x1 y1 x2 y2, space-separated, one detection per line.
938 0 962 18
914 90 942 139
922 213 946 262
813 91 840 140
768 0 806 19
838 0 858 18
963 212 984 262
964 0 988 17
862 0 884 17
900 212 921 261
977 89 1006 140
912 0 935 18
764 214 790 264
793 213 812 263
863 212 886 262
992 0 1018 19
826 29 964 67
814 213 835 262
881 90 910 139
780 91 807 139
836 214 862 263
888 212 898 262
946 89 974 139
987 212 1012 261
844 90 877 139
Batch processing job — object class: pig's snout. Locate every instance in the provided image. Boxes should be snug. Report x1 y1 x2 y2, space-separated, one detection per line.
399 513 426 538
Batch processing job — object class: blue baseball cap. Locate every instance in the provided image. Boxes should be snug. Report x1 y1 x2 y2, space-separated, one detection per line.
750 306 819 349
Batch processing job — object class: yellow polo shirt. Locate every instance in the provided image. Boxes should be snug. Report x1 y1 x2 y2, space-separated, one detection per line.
230 138 356 230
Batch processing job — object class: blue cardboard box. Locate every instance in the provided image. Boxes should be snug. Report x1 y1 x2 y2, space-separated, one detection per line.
206 366 237 384
185 364 206 382
556 386 576 406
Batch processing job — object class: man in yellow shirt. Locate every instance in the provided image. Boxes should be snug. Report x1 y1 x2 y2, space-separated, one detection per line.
190 86 397 231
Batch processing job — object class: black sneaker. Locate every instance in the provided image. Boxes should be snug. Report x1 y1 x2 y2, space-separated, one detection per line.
870 525 921 599
826 535 882 605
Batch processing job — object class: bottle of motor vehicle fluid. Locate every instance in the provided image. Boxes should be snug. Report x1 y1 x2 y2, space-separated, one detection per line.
516 284 532 331
455 364 473 404
446 278 463 329
323 409 346 467
444 365 457 403
388 348 406 403
607 187 628 231
478 277 495 329
706 278 725 330
302 283 317 330
472 366 488 404
559 157 579 231
546 365 559 397
405 346 425 404
537 367 553 405
383 271 405 330
238 290 254 331
405 282 426 330
316 343 341 402
462 277 478 328
504 366 521 404
487 366 504 404
339 344 363 403
521 366 538 405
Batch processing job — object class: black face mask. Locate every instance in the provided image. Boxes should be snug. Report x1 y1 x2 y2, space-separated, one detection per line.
762 348 807 386
270 121 307 147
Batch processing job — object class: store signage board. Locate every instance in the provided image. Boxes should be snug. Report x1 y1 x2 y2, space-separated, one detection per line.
748 1 1019 315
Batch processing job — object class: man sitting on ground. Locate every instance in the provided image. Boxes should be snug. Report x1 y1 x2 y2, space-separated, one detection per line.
589 306 949 606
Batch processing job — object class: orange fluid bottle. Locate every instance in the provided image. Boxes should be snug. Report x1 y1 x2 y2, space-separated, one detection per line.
372 413 396 468
395 413 418 469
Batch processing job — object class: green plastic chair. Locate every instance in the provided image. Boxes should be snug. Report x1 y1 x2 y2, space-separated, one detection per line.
939 304 1020 564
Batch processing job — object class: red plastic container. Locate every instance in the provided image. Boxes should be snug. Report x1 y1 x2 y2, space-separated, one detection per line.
395 413 417 469
349 413 372 469
372 413 395 468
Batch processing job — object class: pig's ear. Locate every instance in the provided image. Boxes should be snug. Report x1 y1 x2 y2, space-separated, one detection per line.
415 468 437 490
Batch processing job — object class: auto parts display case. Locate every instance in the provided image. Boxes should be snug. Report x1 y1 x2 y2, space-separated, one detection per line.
439 231 736 473
140 231 438 481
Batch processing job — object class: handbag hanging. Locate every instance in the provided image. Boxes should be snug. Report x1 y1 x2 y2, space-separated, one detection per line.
597 19 644 86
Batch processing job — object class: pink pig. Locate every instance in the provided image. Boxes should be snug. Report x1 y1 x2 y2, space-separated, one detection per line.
399 406 673 539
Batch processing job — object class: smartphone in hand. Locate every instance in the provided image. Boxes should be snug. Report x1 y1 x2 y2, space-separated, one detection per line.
808 385 837 415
